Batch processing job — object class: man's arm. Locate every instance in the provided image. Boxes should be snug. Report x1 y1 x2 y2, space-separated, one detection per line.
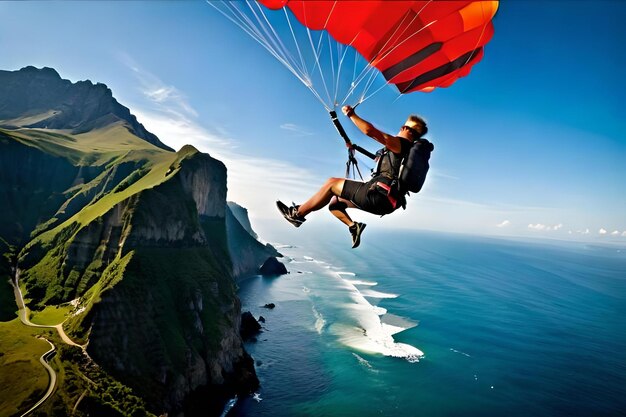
342 106 401 153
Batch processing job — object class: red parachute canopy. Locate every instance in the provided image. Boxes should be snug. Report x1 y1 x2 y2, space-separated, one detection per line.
258 0 498 93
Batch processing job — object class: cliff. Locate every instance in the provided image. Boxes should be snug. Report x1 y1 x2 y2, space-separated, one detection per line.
225 203 279 280
0 67 274 416
227 202 258 239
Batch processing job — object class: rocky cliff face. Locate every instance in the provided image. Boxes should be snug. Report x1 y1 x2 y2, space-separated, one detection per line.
0 66 276 416
0 66 173 151
0 130 103 245
17 148 259 415
226 204 280 280
227 202 258 239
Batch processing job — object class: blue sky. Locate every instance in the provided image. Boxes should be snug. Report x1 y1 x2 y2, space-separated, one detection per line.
1 1 625 243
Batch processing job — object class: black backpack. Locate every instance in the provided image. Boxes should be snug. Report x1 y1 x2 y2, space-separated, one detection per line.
399 138 434 193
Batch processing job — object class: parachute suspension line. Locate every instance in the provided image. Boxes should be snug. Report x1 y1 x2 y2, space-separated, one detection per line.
283 8 309 84
338 28 389 106
339 11 416 106
368 0 432 68
251 3 299 69
339 41 363 106
350 8 441 103
340 60 379 106
334 43 353 107
281 8 332 109
230 2 285 60
324 1 340 108
358 67 383 105
328 32 339 107
304 26 333 109
212 2 299 80
208 1 331 111
302 1 340 109
346 1 435 103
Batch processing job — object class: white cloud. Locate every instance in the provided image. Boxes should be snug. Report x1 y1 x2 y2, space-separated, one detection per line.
496 220 510 228
134 108 317 214
117 59 323 217
622 231 626 237
599 228 607 235
611 230 620 236
280 123 314 136
120 54 198 118
528 223 563 231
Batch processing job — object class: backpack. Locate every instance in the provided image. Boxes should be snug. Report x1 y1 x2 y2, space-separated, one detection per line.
398 138 434 194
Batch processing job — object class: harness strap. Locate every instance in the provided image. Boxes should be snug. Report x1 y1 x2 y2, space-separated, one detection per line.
376 181 397 209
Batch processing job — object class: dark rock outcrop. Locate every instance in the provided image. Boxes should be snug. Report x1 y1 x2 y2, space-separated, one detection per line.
226 205 279 280
240 311 262 341
259 256 288 276
262 303 276 310
227 202 258 239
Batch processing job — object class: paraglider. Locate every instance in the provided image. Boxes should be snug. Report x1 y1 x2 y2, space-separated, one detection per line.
208 1 499 246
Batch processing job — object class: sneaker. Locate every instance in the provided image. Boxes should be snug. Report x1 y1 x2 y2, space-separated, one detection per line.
276 200 306 228
349 222 366 248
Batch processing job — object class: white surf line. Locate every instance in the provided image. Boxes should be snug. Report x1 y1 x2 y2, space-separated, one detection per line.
287 250 424 361
219 396 238 417
19 338 57 417
332 271 424 361
359 289 399 299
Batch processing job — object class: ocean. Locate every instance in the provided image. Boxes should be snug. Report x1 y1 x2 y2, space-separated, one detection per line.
228 229 626 417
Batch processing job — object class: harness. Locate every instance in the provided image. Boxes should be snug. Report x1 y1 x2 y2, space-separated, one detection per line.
328 111 413 213
370 143 410 210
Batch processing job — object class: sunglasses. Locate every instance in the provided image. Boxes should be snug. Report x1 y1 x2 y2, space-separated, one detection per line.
401 125 419 136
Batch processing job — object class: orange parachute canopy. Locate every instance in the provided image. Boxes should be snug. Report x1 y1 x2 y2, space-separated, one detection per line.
258 0 498 94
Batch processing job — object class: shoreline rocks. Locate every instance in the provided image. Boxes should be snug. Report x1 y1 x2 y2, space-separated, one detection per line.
259 257 288 276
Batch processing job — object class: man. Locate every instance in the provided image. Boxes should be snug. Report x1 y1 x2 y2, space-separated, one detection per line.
277 105 428 248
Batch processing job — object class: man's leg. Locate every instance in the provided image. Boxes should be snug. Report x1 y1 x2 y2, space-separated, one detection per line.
328 196 357 226
297 177 346 217
328 197 366 249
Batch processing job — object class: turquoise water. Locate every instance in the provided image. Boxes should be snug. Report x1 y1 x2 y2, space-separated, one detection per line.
230 230 626 416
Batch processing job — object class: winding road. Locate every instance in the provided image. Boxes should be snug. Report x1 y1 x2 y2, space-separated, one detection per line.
11 267 85 416
18 338 57 417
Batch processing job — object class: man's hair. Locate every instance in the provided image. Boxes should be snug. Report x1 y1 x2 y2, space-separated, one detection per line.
408 115 428 137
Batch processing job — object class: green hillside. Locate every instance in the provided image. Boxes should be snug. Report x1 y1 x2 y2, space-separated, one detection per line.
0 66 273 416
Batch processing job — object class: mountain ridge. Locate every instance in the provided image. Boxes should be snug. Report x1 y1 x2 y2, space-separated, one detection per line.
0 66 173 151
0 66 277 416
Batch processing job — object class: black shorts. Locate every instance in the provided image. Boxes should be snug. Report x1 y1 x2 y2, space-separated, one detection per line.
340 179 395 216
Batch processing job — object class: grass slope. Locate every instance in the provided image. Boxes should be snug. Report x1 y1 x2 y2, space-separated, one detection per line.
0 122 183 416
0 319 50 416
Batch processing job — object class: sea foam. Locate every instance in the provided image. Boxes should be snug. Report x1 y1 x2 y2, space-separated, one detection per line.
219 396 238 417
343 276 378 286
360 289 399 299
287 253 424 362
312 306 326 334
331 272 424 362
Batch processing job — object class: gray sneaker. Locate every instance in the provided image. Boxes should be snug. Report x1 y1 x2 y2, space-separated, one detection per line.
276 200 306 228
349 222 366 248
